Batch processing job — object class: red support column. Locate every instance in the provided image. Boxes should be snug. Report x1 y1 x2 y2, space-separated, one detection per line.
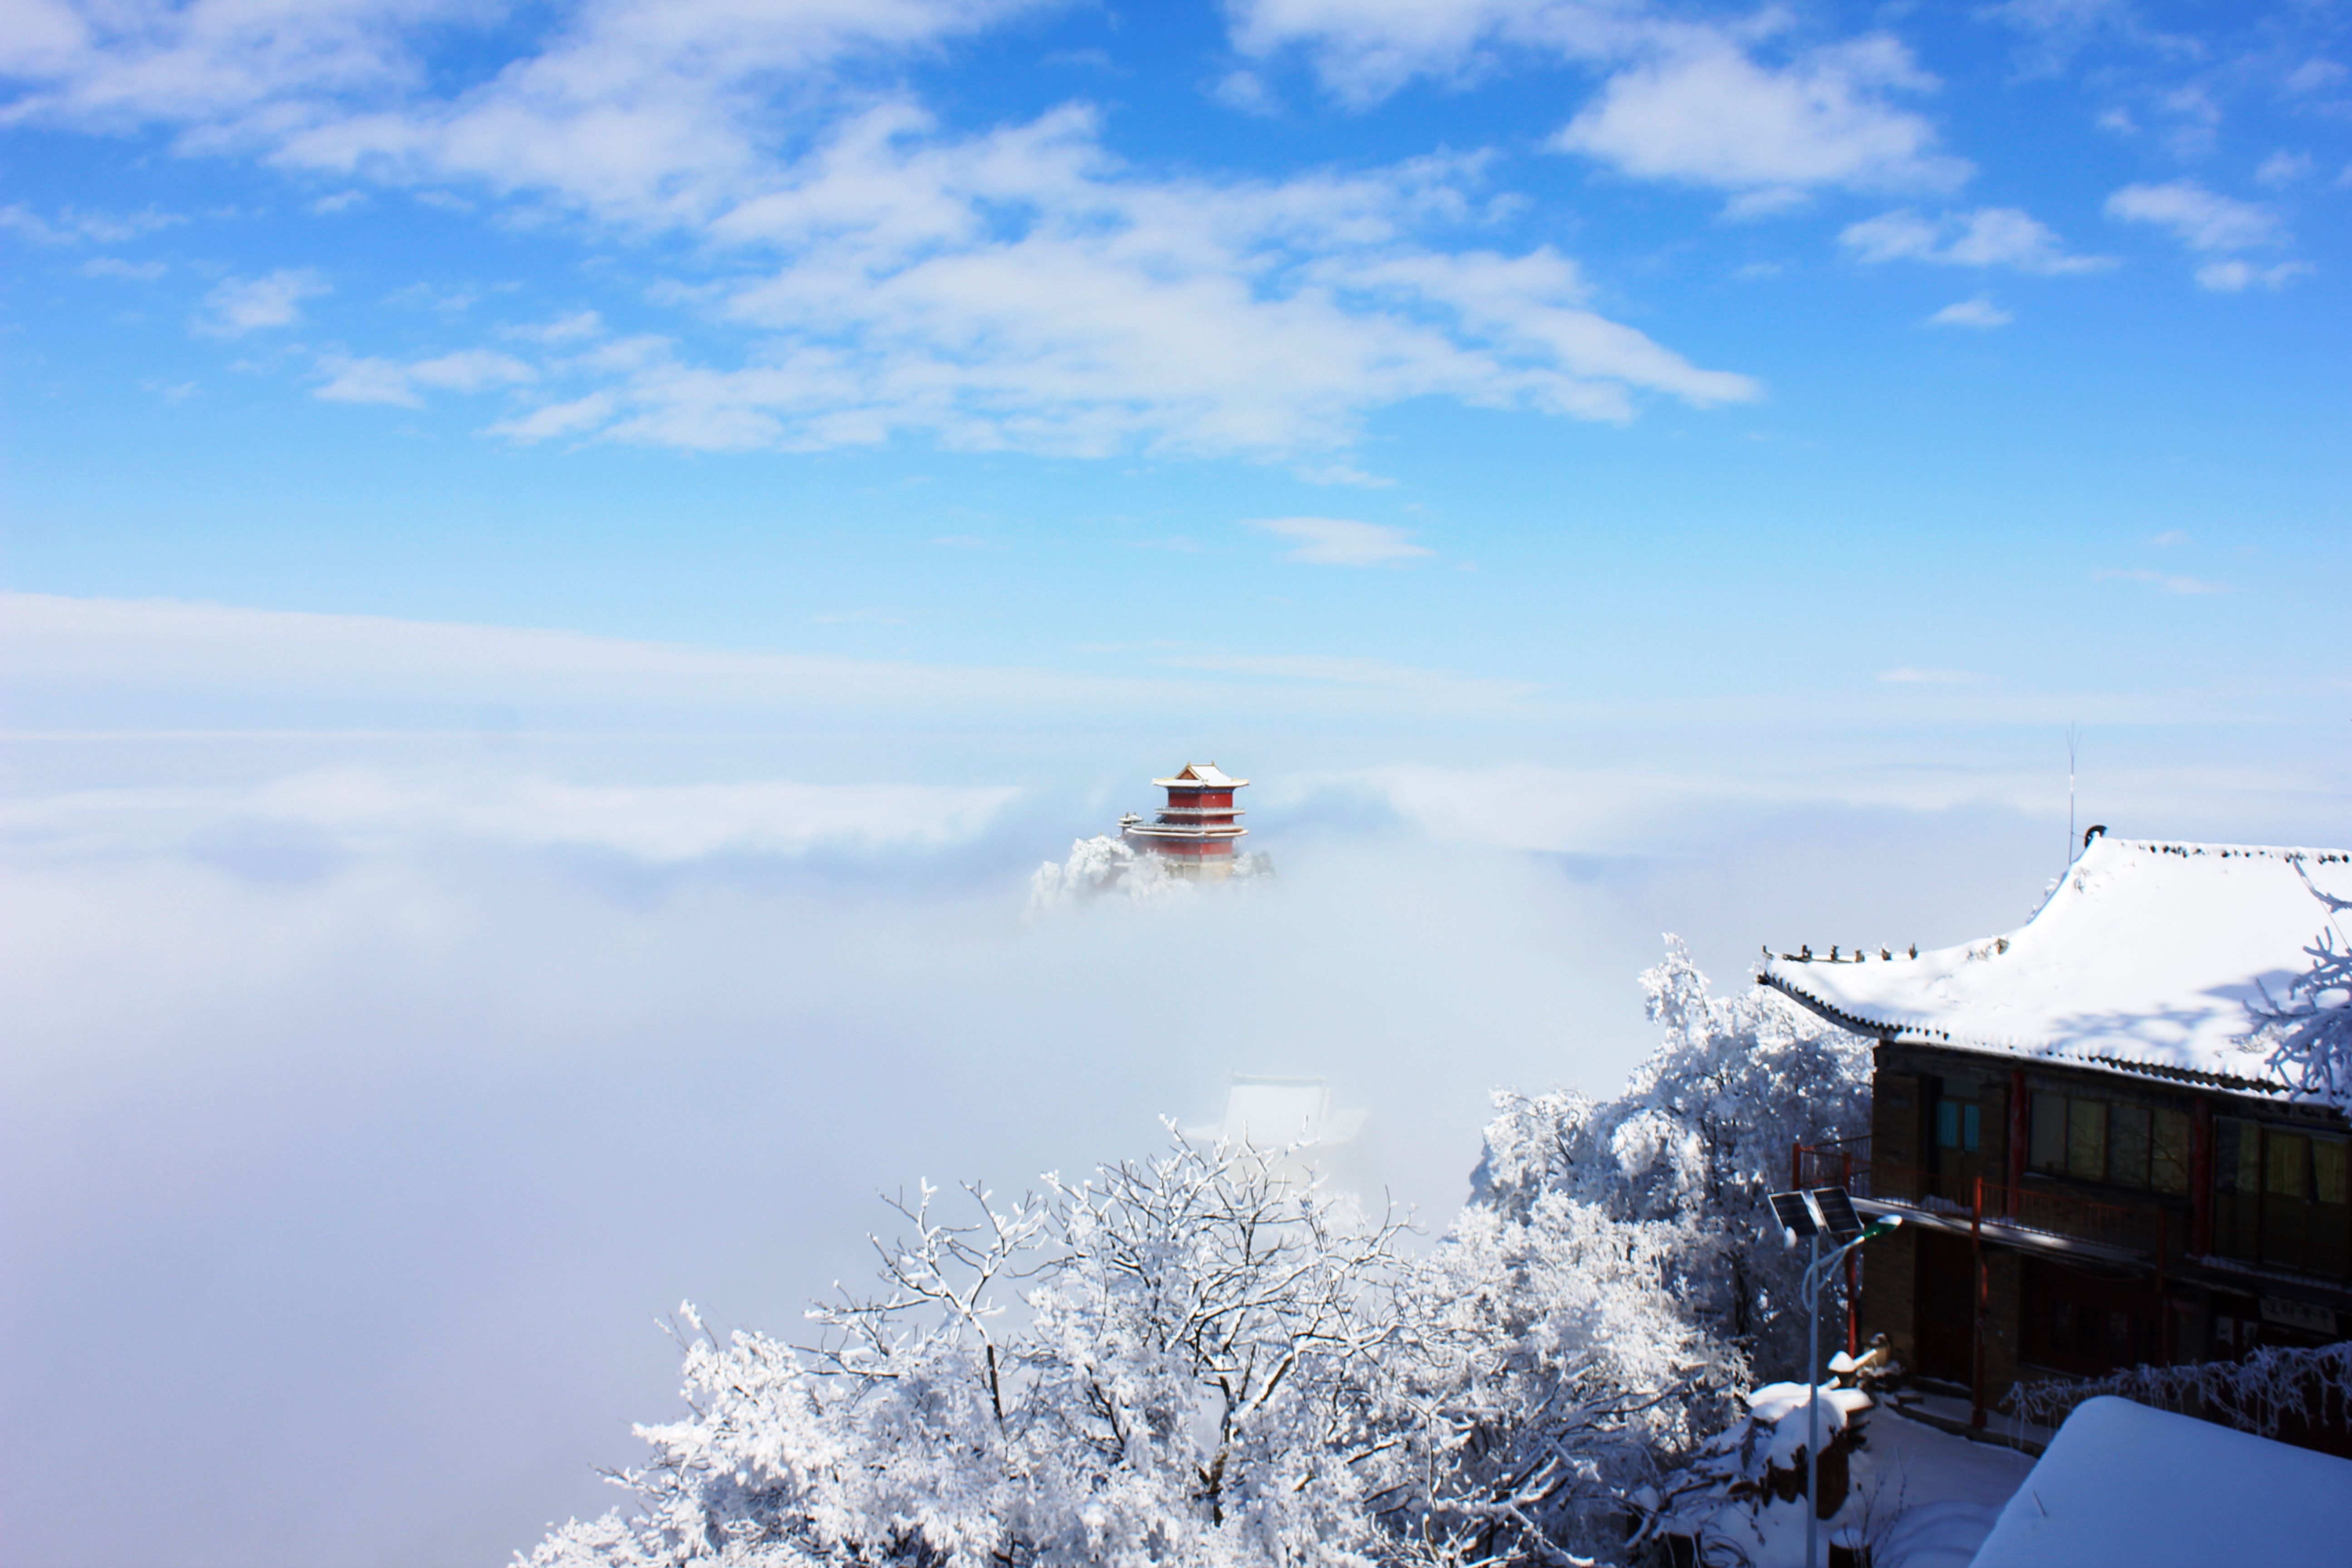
1970 1176 1988 1431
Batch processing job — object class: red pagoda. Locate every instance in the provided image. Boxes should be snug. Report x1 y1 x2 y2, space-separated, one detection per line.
1121 762 1249 878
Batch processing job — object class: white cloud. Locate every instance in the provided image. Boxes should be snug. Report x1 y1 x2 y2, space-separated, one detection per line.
2283 59 2346 94
1229 0 1641 105
0 200 180 243
488 391 617 442
4 769 1024 864
2104 181 2281 252
10 1 1757 458
1841 206 2111 274
315 348 536 406
2192 259 2313 293
0 590 1554 730
81 255 167 280
2093 568 2231 595
1926 297 2011 328
1247 516 1434 566
195 268 328 335
1554 34 1970 199
451 108 1759 456
2255 150 2315 187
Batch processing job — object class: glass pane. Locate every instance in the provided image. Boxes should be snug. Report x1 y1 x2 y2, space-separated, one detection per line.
2267 1132 2310 1198
2315 1140 2349 1206
2109 1103 2152 1189
2152 1109 2191 1194
1938 1100 1959 1148
2031 1093 2067 1173
1963 1103 1981 1152
2068 1099 2108 1182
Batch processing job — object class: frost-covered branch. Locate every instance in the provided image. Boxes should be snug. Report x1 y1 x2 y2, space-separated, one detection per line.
2250 871 2352 1115
2010 1341 2352 1443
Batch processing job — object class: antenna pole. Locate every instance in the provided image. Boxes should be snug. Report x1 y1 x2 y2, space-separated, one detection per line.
2066 723 2079 864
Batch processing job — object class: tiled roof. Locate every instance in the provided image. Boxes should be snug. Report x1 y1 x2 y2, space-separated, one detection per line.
1759 836 2352 1100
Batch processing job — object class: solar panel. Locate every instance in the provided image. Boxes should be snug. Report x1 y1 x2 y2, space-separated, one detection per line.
1768 1191 1817 1239
1810 1186 1863 1241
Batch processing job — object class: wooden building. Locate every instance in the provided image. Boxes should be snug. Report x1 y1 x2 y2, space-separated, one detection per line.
1121 761 1249 878
1760 834 2352 1431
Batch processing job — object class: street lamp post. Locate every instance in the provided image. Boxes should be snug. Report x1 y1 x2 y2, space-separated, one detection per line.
1768 1186 1903 1568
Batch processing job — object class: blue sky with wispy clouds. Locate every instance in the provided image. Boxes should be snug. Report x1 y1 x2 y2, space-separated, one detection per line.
3 4 2350 1565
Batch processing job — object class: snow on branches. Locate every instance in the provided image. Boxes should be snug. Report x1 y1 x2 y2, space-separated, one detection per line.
2251 872 2352 1116
1468 938 1874 1377
524 940 1874 1568
2011 1341 2352 1446
526 1137 1414 1568
1026 836 1270 914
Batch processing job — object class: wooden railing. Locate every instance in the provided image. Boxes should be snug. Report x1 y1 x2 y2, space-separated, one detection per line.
1796 1134 2176 1429
1793 1137 2163 1259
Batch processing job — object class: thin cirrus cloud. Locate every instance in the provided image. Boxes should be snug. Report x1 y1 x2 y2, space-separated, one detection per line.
314 349 538 408
194 268 328 336
1926 298 2011 328
1247 516 1435 566
2093 568 2231 596
1840 207 2111 274
2103 179 2308 291
2 0 1759 461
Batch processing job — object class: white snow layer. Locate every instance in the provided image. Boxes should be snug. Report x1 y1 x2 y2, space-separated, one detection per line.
1026 834 1268 912
1760 835 2352 1092
1967 1395 2352 1568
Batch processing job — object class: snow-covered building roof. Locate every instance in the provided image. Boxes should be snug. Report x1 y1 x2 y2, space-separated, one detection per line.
1759 836 2352 1098
1967 1396 2352 1568
1153 762 1246 789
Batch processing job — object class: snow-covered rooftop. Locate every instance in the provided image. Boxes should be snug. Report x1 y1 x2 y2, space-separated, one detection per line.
1153 762 1246 789
1759 835 2352 1097
1968 1396 2352 1568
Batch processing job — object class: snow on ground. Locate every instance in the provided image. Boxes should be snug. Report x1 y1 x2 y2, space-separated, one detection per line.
1970 1395 2352 1568
1683 1405 2034 1568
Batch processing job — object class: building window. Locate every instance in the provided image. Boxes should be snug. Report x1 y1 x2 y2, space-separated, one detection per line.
2030 1092 2067 1174
2109 1102 2151 1188
2212 1118 2352 1279
2151 1108 2191 1195
2067 1098 2108 1183
1937 1099 1981 1152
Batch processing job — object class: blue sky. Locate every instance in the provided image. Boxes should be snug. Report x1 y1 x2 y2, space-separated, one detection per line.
4 5 2352 1565
5 0 2348 714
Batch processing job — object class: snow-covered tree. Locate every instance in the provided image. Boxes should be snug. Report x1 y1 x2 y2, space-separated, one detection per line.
1377 1192 1742 1566
2253 874 2352 1117
1026 836 1269 914
525 940 1872 1568
1467 939 1873 1378
524 1136 1413 1568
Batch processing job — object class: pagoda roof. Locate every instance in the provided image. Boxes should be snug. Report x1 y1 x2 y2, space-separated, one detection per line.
1759 835 2352 1099
1154 762 1247 789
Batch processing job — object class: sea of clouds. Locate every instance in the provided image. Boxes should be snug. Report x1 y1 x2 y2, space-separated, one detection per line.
5 593 2331 1568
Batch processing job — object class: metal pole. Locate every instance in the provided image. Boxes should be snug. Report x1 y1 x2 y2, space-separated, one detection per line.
1843 1150 1859 1357
1807 1225 1821 1568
